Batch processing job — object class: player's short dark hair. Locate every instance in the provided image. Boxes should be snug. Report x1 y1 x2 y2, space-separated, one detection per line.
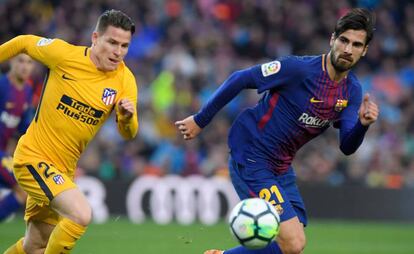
95 9 135 35
334 8 375 45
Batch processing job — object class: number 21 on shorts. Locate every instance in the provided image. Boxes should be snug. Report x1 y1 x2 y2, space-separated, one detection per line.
259 185 284 205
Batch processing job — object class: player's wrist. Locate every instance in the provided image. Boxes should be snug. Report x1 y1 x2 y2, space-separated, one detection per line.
117 113 132 122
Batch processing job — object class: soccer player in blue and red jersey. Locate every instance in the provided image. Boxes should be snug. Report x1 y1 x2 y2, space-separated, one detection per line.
0 54 34 221
176 8 379 254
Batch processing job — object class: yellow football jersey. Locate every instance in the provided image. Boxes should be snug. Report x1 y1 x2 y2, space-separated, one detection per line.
0 35 138 177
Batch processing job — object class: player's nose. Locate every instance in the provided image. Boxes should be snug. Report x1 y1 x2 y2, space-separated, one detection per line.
344 43 353 54
114 46 122 56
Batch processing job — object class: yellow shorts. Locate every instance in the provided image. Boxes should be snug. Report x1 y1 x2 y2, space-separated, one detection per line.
13 157 76 225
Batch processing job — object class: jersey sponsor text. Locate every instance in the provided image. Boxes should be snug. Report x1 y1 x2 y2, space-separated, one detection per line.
298 112 330 128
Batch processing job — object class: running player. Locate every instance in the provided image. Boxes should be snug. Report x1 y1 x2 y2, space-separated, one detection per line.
0 54 34 222
176 8 378 254
2 9 138 254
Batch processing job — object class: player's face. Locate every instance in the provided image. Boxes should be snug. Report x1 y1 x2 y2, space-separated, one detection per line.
329 29 368 73
91 25 132 72
10 54 34 82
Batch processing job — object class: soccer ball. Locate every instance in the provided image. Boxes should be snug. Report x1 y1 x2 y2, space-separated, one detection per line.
229 198 280 249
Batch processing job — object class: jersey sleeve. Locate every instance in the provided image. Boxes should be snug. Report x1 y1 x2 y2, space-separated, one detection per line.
249 56 306 93
193 69 256 128
115 68 139 139
0 35 71 68
337 83 369 155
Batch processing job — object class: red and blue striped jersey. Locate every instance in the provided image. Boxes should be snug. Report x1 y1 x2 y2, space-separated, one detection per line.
194 55 368 174
0 75 32 150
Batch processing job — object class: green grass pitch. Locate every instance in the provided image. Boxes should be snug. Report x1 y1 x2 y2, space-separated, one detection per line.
1 217 414 253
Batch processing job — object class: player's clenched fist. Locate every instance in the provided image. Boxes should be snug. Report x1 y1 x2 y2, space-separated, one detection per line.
359 93 379 126
175 115 202 140
118 99 135 120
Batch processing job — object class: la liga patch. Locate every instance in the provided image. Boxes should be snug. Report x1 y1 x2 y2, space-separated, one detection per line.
261 61 281 77
37 38 55 46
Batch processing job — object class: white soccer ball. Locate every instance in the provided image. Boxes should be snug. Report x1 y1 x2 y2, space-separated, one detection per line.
229 198 280 249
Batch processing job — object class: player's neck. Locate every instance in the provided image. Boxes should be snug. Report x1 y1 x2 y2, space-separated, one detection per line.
8 73 25 90
326 53 348 83
89 48 102 71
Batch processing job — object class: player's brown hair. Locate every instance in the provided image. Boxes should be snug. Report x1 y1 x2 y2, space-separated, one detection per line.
95 9 135 35
334 8 375 45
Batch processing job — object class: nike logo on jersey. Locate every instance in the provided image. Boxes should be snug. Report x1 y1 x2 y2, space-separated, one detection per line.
310 97 323 103
62 74 76 81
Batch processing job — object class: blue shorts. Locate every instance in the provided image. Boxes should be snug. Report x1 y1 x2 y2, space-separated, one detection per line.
228 155 307 226
0 154 17 189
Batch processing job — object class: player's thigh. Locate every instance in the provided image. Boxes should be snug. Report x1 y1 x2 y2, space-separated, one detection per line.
51 187 92 226
13 158 77 225
12 184 27 203
13 159 76 207
23 220 55 253
229 158 306 224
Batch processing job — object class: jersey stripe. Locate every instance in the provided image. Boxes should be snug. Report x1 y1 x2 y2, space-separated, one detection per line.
258 92 280 130
26 164 54 201
34 69 50 122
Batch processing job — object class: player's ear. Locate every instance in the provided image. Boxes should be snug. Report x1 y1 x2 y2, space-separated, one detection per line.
91 31 98 46
329 33 335 47
362 45 369 57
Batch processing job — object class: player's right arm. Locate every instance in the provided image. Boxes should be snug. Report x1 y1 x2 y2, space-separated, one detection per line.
175 69 256 140
175 57 302 140
0 35 68 68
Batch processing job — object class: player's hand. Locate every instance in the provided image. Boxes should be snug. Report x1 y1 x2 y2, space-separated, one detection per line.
359 93 379 126
175 115 202 140
118 99 135 121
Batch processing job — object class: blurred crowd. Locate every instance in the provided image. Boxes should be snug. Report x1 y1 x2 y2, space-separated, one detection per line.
1 0 413 189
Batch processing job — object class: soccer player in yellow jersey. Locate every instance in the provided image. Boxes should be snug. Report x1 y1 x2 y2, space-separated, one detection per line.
1 10 138 254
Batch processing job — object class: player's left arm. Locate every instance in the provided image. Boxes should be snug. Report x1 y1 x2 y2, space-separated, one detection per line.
115 72 138 140
337 88 379 155
0 35 68 68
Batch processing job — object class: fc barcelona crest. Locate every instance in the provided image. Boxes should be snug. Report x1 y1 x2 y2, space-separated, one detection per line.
102 88 117 105
334 99 348 112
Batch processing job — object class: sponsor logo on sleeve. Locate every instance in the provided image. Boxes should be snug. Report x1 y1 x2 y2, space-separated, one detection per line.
261 61 281 77
37 38 55 46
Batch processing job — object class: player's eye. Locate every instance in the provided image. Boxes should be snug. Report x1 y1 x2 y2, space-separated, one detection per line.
353 42 364 48
339 37 348 44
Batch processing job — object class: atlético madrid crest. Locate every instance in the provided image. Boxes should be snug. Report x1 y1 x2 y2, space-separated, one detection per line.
102 88 117 105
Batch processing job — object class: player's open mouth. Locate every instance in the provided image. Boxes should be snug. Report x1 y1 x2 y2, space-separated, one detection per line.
109 58 119 64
